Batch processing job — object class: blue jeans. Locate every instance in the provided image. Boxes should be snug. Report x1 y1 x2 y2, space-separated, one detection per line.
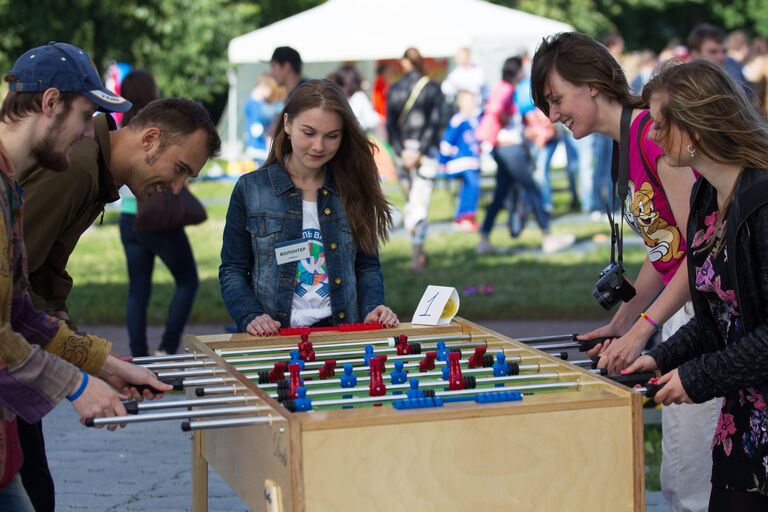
481 145 549 236
591 133 614 213
0 475 35 512
455 169 480 219
120 214 199 356
533 134 580 210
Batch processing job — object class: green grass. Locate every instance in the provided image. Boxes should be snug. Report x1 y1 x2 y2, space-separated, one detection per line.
645 423 662 491
64 176 641 326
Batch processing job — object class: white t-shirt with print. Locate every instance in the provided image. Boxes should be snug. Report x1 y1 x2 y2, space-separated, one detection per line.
290 200 332 327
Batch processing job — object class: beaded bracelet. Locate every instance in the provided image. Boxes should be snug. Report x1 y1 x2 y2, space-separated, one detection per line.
640 312 661 331
67 370 89 402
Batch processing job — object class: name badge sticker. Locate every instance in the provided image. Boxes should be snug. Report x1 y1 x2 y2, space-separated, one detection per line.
275 239 310 265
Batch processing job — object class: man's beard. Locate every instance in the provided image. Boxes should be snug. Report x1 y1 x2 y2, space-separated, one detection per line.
30 109 73 172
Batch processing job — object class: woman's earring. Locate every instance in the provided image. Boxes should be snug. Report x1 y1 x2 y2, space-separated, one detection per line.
687 144 696 158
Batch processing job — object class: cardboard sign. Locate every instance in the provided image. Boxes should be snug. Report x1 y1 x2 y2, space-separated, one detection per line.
274 239 309 265
411 285 460 325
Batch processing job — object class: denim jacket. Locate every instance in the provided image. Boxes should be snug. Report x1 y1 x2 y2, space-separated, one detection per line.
219 162 385 332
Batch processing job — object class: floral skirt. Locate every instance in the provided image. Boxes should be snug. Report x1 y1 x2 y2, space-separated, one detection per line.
711 388 768 495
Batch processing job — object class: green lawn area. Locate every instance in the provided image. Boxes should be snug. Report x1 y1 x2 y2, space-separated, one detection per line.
67 176 639 326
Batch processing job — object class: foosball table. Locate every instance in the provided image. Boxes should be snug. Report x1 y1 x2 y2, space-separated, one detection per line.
98 318 647 511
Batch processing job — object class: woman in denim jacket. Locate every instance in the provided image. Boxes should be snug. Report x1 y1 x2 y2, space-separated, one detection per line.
626 60 768 510
220 80 399 336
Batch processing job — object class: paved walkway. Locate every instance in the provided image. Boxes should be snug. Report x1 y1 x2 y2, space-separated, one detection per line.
38 322 671 511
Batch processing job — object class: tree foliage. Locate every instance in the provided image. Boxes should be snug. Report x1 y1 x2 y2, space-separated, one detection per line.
492 0 768 51
3 0 768 104
0 0 260 103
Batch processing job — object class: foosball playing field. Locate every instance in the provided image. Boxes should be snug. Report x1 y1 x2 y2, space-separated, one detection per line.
91 319 649 511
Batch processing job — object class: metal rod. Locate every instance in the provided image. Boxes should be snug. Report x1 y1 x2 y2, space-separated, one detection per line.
215 333 474 357
182 415 283 431
87 405 265 427
143 359 218 371
196 385 244 396
570 359 596 367
308 381 581 408
157 368 223 379
258 362 561 391
183 376 232 386
133 353 199 364
269 372 564 400
525 341 580 351
126 395 253 412
177 351 551 385
518 334 575 344
177 349 556 387
223 341 488 365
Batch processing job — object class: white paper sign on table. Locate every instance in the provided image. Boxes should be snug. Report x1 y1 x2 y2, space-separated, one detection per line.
411 285 460 326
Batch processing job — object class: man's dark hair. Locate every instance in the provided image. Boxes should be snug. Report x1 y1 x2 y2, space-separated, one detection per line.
0 73 79 123
688 23 726 52
600 33 624 50
270 46 302 75
501 57 522 83
128 97 221 158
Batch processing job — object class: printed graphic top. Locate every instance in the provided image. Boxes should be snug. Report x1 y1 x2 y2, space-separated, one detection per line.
290 200 332 327
624 110 687 284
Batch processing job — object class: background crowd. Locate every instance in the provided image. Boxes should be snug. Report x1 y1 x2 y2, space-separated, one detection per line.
239 21 767 272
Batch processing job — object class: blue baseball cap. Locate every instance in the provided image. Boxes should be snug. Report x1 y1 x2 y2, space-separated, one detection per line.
8 42 132 113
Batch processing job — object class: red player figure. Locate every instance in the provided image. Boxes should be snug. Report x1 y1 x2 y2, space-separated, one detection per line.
369 355 387 396
419 351 437 372
319 360 337 379
448 352 466 391
395 334 412 355
268 361 288 382
467 346 487 368
289 363 302 399
298 334 316 362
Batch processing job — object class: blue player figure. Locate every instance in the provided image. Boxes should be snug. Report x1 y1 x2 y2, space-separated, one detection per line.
492 352 509 387
289 350 305 370
436 341 450 362
390 360 408 386
293 386 313 412
340 363 358 388
364 345 377 366
407 378 424 399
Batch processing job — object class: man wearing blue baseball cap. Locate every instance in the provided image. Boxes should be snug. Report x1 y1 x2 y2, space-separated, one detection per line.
9 42 132 112
0 42 171 511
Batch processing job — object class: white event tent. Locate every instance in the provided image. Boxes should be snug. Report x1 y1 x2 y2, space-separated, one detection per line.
221 0 572 158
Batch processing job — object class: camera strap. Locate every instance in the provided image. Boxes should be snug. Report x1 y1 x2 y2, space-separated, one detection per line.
609 106 634 266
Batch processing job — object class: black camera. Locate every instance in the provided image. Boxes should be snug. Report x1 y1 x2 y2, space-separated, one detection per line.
592 262 636 310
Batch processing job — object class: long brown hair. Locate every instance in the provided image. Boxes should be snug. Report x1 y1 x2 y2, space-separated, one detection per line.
643 59 768 171
643 59 768 256
265 79 392 254
531 32 645 117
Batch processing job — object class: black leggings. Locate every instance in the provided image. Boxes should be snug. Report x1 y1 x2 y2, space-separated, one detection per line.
709 485 768 511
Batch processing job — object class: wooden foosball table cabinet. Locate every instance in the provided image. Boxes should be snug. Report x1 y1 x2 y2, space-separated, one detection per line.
183 318 644 512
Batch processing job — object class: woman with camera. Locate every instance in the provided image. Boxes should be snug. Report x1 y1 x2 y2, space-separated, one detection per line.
531 33 716 511
624 59 768 510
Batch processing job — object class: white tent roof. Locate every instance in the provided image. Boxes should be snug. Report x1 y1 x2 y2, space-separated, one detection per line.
228 0 572 64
